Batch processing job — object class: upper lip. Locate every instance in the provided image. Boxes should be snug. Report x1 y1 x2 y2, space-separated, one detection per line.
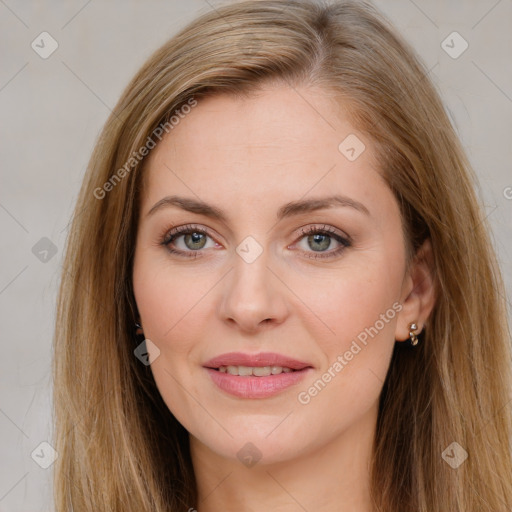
203 352 313 370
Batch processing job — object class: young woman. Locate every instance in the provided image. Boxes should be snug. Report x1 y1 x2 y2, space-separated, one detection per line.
52 1 512 510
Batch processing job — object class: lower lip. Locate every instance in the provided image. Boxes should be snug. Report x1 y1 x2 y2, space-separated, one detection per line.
205 367 312 399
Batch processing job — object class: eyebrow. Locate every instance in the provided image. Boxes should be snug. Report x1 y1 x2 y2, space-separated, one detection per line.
146 194 370 222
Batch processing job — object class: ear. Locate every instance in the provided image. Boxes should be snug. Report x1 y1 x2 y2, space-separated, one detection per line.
395 238 437 342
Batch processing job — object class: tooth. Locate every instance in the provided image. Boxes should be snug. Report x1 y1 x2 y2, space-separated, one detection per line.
227 365 239 375
253 366 271 377
217 365 295 376
238 365 253 376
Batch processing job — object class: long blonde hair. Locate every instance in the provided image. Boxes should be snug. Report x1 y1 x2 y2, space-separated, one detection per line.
52 1 512 510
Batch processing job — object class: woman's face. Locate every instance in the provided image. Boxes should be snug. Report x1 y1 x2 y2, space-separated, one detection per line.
133 84 414 465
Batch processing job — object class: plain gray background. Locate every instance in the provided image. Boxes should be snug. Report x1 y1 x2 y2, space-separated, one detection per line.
0 0 511 510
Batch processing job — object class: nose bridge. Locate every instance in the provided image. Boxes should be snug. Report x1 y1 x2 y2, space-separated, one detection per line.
233 245 270 293
219 238 288 330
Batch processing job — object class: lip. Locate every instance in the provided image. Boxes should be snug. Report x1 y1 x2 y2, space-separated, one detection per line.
203 352 312 371
203 352 314 399
205 368 312 399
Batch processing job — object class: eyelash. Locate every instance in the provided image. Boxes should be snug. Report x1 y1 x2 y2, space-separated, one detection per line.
160 223 351 260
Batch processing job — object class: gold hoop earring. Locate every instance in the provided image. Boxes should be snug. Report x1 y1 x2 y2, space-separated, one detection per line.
408 322 420 346
135 322 145 342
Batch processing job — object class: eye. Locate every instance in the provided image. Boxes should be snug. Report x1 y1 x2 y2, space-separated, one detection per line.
160 223 351 260
293 225 351 260
161 224 218 258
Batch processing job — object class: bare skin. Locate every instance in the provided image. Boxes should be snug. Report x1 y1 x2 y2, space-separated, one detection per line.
132 83 436 512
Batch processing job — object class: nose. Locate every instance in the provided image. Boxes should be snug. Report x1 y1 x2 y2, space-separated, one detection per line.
218 248 289 333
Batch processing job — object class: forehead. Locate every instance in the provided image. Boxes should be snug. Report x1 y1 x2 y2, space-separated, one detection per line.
154 86 364 167
140 85 391 220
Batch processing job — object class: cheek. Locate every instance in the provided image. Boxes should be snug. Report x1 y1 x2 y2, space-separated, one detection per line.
293 300 398 448
293 248 404 414
297 250 404 351
132 253 214 429
132 250 215 347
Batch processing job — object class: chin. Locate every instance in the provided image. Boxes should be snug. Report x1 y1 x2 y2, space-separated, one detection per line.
189 419 316 468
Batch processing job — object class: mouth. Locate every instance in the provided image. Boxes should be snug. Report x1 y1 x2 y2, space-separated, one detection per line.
202 352 313 398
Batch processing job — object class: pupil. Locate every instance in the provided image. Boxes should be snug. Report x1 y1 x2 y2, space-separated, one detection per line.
186 232 206 249
309 234 330 251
